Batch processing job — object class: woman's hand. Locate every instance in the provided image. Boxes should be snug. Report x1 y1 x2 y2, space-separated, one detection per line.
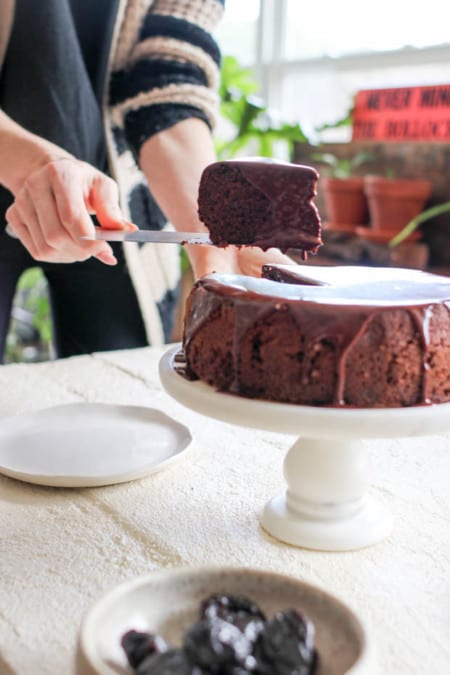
185 243 294 280
235 246 295 278
6 157 135 265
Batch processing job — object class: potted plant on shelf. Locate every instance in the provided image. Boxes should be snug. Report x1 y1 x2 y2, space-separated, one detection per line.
363 174 432 241
312 151 373 231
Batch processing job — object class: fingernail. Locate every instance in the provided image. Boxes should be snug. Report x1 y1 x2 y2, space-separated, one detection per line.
122 220 138 231
97 251 117 265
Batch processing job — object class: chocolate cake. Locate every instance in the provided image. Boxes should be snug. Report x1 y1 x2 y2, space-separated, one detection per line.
182 272 450 408
197 158 322 254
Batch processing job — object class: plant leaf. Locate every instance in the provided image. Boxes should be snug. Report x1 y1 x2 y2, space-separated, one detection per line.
389 201 450 247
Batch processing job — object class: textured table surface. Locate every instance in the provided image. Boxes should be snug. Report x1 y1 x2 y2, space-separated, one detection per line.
0 345 449 675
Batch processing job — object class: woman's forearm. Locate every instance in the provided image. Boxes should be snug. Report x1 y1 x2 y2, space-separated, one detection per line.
139 117 227 275
0 110 70 194
138 117 216 233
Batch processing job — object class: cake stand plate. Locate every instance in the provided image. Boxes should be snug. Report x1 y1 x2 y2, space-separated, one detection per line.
159 346 450 552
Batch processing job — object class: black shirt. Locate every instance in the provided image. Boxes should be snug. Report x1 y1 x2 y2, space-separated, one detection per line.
0 0 119 222
68 0 119 104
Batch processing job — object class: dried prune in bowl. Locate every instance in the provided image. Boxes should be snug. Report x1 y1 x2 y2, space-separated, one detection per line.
135 649 198 675
121 630 169 669
201 593 266 624
252 608 317 675
183 617 254 671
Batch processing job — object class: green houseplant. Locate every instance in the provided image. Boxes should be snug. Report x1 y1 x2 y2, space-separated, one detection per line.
5 267 53 363
216 55 310 160
389 201 450 247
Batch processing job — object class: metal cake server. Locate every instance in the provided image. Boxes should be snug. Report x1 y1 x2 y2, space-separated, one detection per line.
81 229 212 245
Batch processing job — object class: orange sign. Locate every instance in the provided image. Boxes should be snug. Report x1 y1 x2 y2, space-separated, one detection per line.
352 84 450 142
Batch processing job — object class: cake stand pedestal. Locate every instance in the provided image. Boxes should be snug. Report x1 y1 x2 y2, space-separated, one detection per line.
159 346 450 552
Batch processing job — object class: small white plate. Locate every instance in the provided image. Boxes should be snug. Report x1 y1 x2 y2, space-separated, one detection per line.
77 567 373 675
0 403 192 488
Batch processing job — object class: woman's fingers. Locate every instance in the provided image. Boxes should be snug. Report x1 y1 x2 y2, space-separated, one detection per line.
236 247 294 277
185 244 238 279
87 173 136 231
185 244 294 280
5 208 42 260
8 188 55 260
5 158 128 264
49 162 117 262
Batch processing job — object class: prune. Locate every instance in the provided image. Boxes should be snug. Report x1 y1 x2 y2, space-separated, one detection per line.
201 594 266 625
121 596 318 675
136 648 201 675
253 609 317 675
184 617 255 672
241 617 265 645
201 594 266 645
121 630 169 668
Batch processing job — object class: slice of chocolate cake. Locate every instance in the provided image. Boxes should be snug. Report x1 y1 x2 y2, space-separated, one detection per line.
197 158 322 254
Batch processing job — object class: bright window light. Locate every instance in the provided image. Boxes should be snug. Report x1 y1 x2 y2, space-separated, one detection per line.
215 0 260 65
285 0 450 59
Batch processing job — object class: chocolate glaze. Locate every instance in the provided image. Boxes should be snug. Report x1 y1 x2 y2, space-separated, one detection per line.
239 160 321 252
234 158 318 198
183 274 450 407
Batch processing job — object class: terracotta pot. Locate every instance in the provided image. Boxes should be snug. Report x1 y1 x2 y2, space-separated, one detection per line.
364 176 432 231
322 177 369 226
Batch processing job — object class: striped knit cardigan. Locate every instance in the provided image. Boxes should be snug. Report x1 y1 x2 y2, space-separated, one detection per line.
0 0 225 346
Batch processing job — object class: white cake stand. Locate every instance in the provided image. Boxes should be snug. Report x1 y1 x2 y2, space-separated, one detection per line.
159 346 450 552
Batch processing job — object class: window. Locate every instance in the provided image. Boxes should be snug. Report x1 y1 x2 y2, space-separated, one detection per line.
218 0 450 141
215 0 260 66
284 0 450 59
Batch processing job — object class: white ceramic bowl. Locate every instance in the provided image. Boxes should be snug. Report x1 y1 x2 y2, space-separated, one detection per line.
77 567 373 674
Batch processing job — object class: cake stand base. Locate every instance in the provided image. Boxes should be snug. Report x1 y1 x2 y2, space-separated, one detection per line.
262 496 392 551
159 346 450 552
261 436 393 551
